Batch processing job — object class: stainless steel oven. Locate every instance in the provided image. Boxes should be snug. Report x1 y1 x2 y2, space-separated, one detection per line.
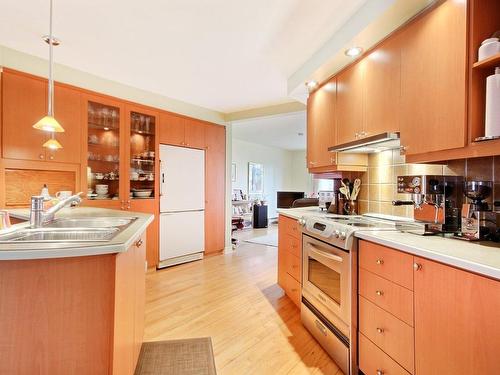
301 233 355 374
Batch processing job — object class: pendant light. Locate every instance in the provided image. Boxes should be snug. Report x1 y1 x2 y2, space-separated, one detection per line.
33 0 65 148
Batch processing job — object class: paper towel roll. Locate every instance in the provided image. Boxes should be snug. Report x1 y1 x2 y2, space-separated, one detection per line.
485 67 500 138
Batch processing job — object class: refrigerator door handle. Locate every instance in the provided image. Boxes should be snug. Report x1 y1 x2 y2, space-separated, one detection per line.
159 159 164 197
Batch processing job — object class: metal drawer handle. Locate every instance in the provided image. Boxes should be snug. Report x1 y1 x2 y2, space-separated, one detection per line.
315 319 327 336
376 327 384 334
377 370 384 375
135 239 143 248
376 258 384 265
413 262 422 271
375 290 384 296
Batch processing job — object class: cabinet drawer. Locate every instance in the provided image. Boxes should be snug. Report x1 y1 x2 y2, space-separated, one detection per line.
284 235 301 257
359 334 411 375
285 252 301 283
359 296 414 373
280 215 301 240
359 268 414 326
285 273 301 307
359 240 414 290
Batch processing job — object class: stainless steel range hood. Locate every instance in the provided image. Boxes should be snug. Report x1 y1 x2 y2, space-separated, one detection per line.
328 132 400 153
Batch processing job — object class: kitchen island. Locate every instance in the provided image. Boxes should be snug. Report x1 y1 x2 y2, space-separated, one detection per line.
0 207 154 375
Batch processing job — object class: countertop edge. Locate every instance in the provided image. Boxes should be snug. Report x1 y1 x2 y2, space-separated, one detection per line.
1 209 154 260
355 231 500 281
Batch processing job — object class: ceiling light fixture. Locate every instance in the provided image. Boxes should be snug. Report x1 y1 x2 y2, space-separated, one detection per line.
305 80 318 91
43 136 63 150
344 46 363 57
34 0 65 146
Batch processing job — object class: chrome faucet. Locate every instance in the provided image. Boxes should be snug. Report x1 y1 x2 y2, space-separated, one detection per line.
30 192 83 228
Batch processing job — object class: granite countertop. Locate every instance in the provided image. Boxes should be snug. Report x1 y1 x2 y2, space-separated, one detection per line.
0 207 154 260
278 207 500 280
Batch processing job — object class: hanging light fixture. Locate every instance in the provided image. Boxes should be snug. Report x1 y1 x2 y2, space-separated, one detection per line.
33 0 65 148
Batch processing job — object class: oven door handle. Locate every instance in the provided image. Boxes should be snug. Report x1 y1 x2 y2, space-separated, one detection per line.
309 245 343 263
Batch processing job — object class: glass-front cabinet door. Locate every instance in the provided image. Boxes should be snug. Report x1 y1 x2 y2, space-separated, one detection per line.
83 95 126 208
127 106 158 203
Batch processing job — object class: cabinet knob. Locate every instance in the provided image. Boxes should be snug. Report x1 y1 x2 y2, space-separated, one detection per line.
376 258 384 265
49 155 54 160
39 154 45 159
377 370 384 375
355 132 359 139
135 238 143 248
400 145 407 155
376 327 384 334
375 290 384 296
413 262 422 271
330 156 336 164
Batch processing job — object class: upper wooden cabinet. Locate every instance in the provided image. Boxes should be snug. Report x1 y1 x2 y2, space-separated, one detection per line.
336 61 364 145
414 257 500 374
2 70 82 163
364 35 401 137
307 79 337 169
204 123 226 254
159 113 205 149
399 0 467 156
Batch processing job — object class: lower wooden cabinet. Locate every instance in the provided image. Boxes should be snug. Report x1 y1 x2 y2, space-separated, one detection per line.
0 230 147 375
358 240 500 375
278 215 302 307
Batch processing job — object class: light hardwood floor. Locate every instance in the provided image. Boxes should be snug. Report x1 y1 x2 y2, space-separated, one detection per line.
144 226 342 374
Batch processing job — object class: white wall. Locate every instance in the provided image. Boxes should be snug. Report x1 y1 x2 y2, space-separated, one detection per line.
290 150 314 196
232 139 311 218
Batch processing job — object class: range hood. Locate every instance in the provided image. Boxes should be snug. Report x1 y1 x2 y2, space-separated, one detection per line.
328 132 400 153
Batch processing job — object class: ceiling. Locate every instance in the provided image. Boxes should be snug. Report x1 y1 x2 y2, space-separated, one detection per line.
0 0 368 113
231 111 306 151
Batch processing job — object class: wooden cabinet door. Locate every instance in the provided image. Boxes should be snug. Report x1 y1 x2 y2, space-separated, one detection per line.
414 257 500 374
159 112 185 146
307 79 336 169
364 36 401 137
204 124 226 254
2 70 46 161
336 62 364 145
48 84 82 164
130 199 158 268
277 215 288 289
400 0 467 155
133 233 146 363
184 118 205 149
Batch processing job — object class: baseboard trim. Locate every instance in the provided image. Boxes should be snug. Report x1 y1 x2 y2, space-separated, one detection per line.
157 252 204 269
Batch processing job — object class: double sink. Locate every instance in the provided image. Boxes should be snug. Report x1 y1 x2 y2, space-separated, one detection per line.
0 217 137 243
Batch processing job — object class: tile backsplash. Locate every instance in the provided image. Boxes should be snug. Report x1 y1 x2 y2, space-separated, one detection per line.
357 151 500 218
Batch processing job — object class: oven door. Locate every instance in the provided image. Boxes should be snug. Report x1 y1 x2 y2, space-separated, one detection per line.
302 234 350 326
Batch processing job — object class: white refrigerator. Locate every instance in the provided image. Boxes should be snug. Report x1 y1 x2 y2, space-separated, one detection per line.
159 145 205 268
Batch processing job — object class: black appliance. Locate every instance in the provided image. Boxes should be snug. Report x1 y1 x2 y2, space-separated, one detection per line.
253 204 268 228
277 191 305 209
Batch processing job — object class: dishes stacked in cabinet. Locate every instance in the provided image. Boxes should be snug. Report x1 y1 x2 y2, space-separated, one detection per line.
130 112 155 200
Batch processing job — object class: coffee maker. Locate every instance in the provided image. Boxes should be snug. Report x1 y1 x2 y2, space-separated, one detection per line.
459 181 499 240
393 175 464 235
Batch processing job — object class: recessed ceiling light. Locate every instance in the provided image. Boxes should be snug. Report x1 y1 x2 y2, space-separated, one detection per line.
344 47 363 57
305 80 318 90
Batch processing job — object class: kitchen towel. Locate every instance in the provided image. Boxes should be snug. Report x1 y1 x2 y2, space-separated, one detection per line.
485 67 500 138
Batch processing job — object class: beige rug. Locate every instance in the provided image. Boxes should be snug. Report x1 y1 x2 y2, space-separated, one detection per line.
135 338 217 375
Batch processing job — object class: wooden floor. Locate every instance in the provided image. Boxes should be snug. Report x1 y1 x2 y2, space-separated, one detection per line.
144 226 342 374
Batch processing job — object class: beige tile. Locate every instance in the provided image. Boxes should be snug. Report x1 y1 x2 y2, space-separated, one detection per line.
378 166 394 184
369 184 380 201
393 164 408 178
443 159 466 177
407 163 444 176
392 205 408 217
368 167 379 184
380 202 393 215
379 184 395 202
369 150 393 167
466 157 494 181
360 172 369 186
358 200 369 214
368 201 381 213
358 184 369 200
392 148 406 165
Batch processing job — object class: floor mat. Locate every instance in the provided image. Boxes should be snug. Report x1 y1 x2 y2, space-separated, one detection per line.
244 231 278 247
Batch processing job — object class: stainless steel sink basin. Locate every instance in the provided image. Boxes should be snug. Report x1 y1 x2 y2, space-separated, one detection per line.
0 228 120 243
45 217 136 228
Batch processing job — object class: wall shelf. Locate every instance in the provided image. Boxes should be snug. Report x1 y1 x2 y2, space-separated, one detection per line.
473 53 500 69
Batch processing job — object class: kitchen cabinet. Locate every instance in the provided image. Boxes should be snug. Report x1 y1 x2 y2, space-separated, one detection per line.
364 35 401 137
336 61 364 145
159 112 205 149
278 214 302 308
130 199 159 268
82 94 126 210
399 0 467 156
307 79 337 169
204 123 226 254
2 70 82 163
414 257 500 374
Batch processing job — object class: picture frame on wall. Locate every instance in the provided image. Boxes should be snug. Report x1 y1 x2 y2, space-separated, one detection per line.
248 162 264 194
231 163 237 182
